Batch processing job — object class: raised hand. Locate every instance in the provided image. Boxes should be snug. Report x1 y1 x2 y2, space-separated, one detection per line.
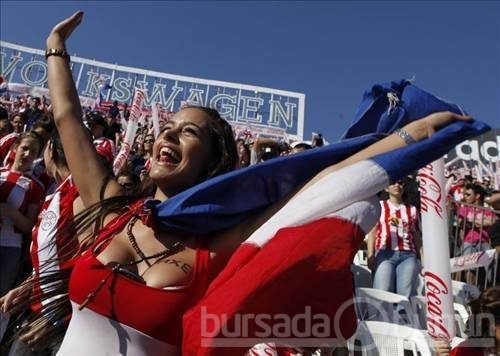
423 111 472 136
46 11 84 49
406 111 472 142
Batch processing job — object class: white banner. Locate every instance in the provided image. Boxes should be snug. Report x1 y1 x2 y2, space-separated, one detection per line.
450 249 497 273
112 89 145 175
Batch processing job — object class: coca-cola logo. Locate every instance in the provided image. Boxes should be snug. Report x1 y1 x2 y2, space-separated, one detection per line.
424 271 452 340
418 164 444 218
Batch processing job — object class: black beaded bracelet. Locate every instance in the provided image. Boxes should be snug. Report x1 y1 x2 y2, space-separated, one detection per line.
45 48 70 61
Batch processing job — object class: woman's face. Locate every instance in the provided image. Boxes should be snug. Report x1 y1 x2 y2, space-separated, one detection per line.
143 135 155 154
13 137 40 172
11 115 24 133
149 108 214 198
387 180 404 198
117 175 136 196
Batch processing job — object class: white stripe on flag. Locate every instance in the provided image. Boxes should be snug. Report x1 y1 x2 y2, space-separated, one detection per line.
247 160 389 247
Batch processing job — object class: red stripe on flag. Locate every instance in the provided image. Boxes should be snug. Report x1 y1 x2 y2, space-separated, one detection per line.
183 216 365 355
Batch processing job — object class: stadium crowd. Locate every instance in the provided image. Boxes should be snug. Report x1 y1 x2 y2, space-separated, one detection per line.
0 11 498 356
0 84 499 355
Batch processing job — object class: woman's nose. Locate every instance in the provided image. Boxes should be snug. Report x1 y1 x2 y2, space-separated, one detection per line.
163 128 180 142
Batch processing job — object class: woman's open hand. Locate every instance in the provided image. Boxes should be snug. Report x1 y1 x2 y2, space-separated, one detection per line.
46 11 84 49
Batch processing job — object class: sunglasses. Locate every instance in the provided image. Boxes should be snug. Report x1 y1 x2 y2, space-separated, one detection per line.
144 139 154 144
119 182 135 189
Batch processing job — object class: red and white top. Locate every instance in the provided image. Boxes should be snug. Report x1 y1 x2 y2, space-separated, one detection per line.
30 175 79 312
374 200 420 253
58 200 213 355
0 168 44 248
0 132 19 167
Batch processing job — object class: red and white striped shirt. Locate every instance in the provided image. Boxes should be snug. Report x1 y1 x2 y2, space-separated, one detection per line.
30 175 79 312
0 168 44 247
374 200 420 252
0 132 19 167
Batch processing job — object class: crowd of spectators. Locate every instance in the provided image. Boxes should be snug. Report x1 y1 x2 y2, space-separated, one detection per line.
0 91 498 296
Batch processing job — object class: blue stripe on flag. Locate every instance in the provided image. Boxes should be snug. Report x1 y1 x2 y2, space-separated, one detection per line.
371 119 489 181
152 80 490 236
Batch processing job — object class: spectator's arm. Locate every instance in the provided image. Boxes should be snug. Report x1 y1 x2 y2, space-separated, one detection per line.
46 11 123 207
485 192 500 210
414 230 423 263
366 225 377 271
0 202 39 235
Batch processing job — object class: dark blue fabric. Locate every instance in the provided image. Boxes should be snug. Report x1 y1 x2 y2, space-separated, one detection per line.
341 79 467 139
154 133 382 234
152 80 490 235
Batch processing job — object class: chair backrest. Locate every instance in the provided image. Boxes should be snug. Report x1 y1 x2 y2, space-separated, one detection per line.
351 264 373 289
347 320 433 356
353 249 369 266
409 295 428 330
355 287 414 326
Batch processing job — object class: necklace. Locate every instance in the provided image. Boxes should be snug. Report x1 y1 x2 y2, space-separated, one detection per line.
79 216 184 310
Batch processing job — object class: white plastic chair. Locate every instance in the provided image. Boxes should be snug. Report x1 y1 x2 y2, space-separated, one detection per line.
353 250 368 266
347 320 433 355
351 264 373 289
355 287 414 326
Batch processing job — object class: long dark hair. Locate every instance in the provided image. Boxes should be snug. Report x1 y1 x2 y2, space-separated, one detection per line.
192 106 238 178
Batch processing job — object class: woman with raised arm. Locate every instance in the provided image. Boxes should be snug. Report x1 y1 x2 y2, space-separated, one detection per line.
42 11 487 355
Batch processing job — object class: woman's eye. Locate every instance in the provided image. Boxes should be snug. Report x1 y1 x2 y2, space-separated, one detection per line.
183 127 198 135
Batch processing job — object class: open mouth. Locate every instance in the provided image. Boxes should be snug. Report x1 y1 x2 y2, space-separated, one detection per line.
157 146 180 164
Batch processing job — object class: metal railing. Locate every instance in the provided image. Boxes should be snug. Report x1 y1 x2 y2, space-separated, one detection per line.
448 199 499 289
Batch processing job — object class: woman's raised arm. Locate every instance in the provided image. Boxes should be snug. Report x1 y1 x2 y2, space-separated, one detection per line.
46 11 122 207
299 111 470 193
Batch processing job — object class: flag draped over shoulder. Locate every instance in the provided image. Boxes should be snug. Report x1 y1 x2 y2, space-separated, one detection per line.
148 79 490 354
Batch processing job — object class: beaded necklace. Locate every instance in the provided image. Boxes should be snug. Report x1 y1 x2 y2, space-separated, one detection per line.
79 214 184 310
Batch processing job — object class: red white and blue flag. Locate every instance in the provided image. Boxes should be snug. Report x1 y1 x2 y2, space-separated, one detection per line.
148 79 490 354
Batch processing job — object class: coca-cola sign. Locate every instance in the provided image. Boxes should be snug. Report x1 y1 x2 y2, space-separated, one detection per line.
424 271 452 340
418 164 444 218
